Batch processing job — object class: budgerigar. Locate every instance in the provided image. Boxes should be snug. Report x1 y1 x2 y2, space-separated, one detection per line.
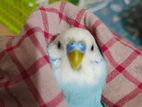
47 28 107 107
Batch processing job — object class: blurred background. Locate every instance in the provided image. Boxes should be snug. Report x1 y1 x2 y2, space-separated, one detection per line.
0 0 141 49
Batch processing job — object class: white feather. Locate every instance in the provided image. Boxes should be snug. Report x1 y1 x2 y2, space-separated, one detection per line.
47 28 106 86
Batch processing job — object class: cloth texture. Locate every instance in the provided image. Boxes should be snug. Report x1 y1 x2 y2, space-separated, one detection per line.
0 2 142 107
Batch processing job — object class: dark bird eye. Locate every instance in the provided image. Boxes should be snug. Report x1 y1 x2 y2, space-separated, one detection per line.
91 45 94 51
57 41 61 49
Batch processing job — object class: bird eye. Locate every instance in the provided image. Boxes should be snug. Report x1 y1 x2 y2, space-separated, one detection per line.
91 45 94 51
57 41 61 49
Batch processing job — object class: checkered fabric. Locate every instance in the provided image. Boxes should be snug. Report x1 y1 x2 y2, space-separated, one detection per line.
0 2 142 107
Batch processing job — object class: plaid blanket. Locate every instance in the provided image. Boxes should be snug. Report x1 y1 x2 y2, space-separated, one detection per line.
0 2 142 107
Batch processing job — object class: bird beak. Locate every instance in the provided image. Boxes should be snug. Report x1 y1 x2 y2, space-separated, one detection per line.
67 50 84 71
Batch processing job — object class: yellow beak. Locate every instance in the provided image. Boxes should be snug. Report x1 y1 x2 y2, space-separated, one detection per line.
67 50 84 71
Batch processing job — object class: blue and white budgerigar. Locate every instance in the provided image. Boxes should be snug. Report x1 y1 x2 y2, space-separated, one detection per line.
47 28 107 107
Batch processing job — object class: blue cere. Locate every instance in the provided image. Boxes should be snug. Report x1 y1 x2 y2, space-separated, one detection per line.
67 41 86 53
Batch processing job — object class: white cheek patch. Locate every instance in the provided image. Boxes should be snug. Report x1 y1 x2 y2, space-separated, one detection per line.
47 44 61 58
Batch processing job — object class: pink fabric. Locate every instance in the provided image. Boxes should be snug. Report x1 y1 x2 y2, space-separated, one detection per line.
0 2 142 107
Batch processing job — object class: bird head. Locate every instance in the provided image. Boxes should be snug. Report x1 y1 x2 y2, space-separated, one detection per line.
47 27 107 85
47 28 102 72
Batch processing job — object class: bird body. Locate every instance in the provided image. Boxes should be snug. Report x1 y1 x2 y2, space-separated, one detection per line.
47 28 107 107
